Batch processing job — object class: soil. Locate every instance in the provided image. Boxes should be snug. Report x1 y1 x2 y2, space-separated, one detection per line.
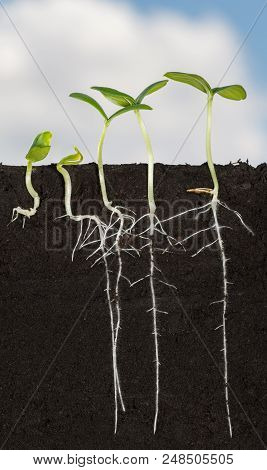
0 162 266 450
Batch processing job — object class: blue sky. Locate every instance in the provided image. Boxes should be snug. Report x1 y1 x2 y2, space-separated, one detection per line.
120 0 267 86
3 0 266 85
1 0 266 165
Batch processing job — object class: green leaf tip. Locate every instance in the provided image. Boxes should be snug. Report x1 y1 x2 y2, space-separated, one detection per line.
57 147 84 167
69 92 108 120
164 72 211 94
212 85 247 101
108 103 152 123
91 86 136 107
26 131 52 163
136 79 169 103
165 72 247 101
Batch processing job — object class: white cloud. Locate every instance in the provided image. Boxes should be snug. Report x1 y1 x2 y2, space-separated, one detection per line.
0 0 266 167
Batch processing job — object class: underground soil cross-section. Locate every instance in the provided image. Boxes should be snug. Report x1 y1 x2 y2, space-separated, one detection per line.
0 162 266 450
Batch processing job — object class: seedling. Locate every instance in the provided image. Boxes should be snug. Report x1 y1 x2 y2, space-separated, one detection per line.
164 71 253 437
90 82 181 434
69 92 152 432
56 146 125 432
12 131 52 225
57 146 84 219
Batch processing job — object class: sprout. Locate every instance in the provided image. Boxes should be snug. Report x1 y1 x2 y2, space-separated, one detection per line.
56 146 83 217
56 146 104 261
12 131 52 224
91 80 168 235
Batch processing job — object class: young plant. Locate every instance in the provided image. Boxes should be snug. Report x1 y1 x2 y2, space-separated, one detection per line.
69 92 151 432
56 146 125 433
91 81 177 434
56 146 109 261
164 71 253 438
57 146 84 219
12 131 52 225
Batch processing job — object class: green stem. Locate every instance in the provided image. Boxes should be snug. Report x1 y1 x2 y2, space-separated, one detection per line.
97 121 110 208
135 110 156 234
57 165 72 216
25 161 40 211
206 94 219 201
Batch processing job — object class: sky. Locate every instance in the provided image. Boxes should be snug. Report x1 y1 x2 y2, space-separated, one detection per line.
0 0 266 167
130 0 267 84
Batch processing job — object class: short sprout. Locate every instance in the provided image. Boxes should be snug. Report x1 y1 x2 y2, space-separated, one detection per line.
56 147 83 217
12 131 52 225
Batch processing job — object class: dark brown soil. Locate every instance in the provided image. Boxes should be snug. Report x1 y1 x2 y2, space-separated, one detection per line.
0 162 266 450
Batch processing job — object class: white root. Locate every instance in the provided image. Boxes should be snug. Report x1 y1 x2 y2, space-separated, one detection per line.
183 197 251 438
72 219 83 261
113 216 125 411
121 274 150 287
11 205 38 224
179 224 216 244
57 160 128 433
70 214 104 261
210 299 224 306
81 217 126 433
79 193 251 438
156 279 177 290
211 198 233 438
59 207 126 432
93 206 134 432
149 238 159 434
127 210 165 433
98 222 125 433
158 202 212 225
218 201 254 235
191 238 218 257
150 195 251 438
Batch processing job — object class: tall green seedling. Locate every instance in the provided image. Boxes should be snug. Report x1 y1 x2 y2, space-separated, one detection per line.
69 92 151 433
91 81 173 434
165 71 253 438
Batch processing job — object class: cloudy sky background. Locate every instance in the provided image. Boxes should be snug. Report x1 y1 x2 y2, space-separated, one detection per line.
1 0 266 167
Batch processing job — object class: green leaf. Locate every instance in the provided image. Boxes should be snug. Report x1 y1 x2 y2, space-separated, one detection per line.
212 85 247 101
69 92 107 120
91 86 136 107
26 131 52 162
164 72 211 94
108 104 152 123
58 147 83 166
136 80 168 103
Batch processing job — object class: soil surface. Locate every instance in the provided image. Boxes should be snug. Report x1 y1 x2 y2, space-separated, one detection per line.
0 162 266 450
